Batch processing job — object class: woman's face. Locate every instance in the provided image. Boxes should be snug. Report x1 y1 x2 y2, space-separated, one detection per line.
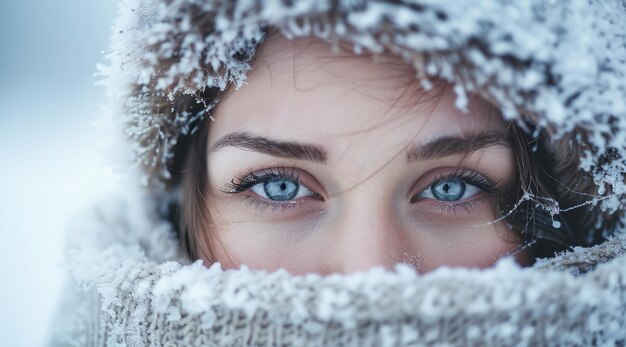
202 33 524 275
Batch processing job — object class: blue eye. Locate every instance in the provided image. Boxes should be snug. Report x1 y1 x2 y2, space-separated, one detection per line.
250 178 315 201
419 178 481 202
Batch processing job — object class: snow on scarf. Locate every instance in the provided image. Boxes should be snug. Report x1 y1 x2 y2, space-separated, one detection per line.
50 187 626 346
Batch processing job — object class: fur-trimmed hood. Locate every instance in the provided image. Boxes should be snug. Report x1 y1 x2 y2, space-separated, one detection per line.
107 0 626 212
51 0 626 345
100 0 626 237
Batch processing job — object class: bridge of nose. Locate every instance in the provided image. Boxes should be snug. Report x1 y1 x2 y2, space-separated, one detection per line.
322 188 418 274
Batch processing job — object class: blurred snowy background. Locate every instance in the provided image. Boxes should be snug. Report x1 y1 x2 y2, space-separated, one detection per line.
0 1 117 345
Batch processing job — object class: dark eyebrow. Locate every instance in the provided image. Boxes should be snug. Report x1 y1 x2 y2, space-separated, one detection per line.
407 130 512 163
210 131 327 164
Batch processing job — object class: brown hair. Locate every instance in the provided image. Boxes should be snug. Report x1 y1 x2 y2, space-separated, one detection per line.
179 112 213 261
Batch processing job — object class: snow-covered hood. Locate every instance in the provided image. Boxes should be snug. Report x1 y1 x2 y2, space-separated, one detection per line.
104 0 626 216
52 0 626 345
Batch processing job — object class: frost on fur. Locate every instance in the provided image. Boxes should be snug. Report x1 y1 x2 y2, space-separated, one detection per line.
102 0 626 225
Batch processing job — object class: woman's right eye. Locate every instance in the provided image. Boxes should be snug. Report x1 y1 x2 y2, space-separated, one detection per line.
250 178 316 201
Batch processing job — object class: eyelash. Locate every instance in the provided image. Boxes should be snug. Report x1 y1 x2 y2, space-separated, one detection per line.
221 166 323 213
221 166 503 214
412 168 503 214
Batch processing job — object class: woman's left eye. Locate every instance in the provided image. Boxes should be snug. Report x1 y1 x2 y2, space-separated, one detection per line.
417 178 482 202
250 178 315 201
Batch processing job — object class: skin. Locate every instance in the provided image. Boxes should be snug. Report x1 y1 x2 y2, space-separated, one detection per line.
201 33 525 275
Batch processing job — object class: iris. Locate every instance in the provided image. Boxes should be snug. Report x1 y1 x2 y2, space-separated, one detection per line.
431 179 465 201
264 178 299 201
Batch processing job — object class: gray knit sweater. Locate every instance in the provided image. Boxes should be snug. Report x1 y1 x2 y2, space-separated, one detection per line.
50 0 626 345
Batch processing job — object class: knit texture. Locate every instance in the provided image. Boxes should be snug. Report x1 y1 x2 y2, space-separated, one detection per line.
50 190 626 346
50 0 626 346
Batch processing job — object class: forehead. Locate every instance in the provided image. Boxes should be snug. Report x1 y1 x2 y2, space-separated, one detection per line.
210 33 503 146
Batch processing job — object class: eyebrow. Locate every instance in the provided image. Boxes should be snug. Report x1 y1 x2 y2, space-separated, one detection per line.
210 131 327 163
211 130 511 164
407 130 512 163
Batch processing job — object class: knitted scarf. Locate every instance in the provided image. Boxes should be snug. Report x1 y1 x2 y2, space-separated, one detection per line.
49 188 626 346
